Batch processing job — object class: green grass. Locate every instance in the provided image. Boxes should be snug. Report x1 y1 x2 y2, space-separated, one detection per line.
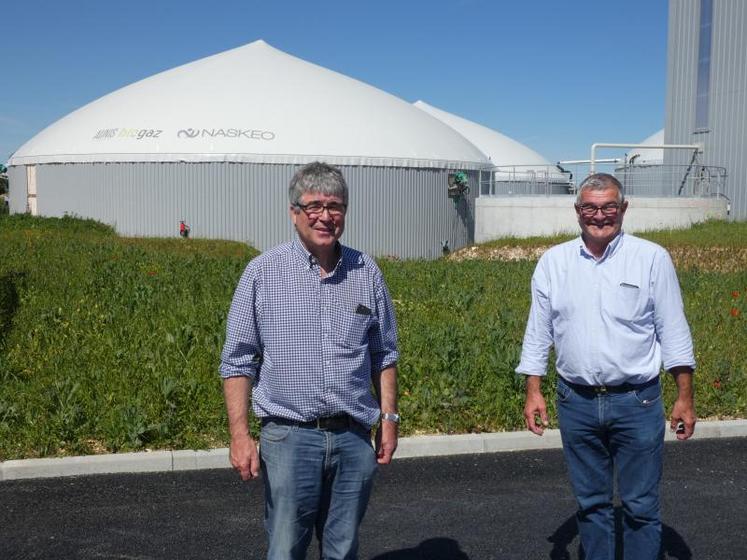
638 219 747 247
0 214 745 459
0 214 256 458
476 219 747 250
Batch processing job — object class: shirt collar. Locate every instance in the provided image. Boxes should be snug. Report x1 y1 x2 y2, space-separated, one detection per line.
578 230 625 262
291 236 345 275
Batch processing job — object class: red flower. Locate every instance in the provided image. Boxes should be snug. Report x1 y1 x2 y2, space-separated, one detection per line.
713 379 722 390
147 271 157 276
732 290 740 299
731 307 740 317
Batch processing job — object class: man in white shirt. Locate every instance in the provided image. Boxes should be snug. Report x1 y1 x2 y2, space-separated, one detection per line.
516 173 696 560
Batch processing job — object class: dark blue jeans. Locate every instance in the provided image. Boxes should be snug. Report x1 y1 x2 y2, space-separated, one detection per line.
556 377 665 560
259 420 378 560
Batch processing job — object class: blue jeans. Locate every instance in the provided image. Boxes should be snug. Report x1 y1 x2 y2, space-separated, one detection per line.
259 420 378 560
556 377 665 560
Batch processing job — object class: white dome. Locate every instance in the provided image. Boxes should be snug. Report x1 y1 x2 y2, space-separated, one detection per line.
413 100 563 178
10 40 490 169
628 129 664 165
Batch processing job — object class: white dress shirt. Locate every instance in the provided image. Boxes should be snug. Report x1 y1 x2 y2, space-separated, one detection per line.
516 232 695 386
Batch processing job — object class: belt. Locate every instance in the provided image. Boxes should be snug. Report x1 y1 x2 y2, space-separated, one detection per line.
561 376 659 395
261 414 363 431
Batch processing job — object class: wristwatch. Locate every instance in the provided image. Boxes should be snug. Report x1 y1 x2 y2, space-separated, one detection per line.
381 412 401 424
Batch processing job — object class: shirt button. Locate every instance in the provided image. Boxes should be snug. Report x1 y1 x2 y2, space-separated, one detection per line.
325 360 331 365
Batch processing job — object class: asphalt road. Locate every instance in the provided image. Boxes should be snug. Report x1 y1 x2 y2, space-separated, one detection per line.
2 437 746 559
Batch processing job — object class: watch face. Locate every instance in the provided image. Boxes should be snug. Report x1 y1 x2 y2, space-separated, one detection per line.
383 413 400 423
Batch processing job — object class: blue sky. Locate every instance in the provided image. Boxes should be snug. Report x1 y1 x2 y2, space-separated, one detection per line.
1 0 668 166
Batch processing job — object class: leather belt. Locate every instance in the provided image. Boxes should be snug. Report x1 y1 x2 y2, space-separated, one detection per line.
262 414 362 431
561 376 659 395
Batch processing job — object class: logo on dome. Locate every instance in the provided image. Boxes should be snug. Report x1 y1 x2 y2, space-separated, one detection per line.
93 128 119 139
176 128 276 141
93 128 163 140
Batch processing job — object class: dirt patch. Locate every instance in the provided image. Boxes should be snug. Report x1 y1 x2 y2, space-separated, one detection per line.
668 246 747 273
449 244 747 273
448 245 550 262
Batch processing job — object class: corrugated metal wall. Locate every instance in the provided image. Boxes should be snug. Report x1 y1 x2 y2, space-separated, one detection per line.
666 0 747 219
10 162 478 259
7 166 27 213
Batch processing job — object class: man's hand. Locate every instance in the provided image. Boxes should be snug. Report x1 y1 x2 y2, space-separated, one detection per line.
524 375 549 436
669 366 696 440
229 433 260 480
372 366 398 465
223 376 259 479
670 397 696 440
375 420 398 465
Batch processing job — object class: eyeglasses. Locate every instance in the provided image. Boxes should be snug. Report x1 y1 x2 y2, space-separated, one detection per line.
575 203 622 217
294 201 347 218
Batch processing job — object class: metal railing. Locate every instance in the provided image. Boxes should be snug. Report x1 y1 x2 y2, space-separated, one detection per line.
614 163 727 198
479 165 573 196
479 163 727 199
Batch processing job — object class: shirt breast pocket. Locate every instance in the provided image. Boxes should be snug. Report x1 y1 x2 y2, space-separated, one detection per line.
610 282 643 322
333 306 374 349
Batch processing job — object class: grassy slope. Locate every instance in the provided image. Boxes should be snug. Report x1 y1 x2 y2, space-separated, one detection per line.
0 215 744 459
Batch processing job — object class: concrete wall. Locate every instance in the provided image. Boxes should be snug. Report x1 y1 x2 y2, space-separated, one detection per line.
475 196 729 242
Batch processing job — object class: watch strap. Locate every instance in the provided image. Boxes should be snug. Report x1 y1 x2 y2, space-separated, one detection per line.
381 412 400 424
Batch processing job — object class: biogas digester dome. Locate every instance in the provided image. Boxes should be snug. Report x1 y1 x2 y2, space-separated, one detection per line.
413 100 569 195
614 129 666 197
9 40 491 258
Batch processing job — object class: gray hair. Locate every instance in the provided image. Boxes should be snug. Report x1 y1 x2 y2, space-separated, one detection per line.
289 162 348 206
576 173 624 204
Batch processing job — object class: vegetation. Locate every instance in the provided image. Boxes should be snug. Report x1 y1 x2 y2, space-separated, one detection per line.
0 215 744 460
0 165 8 195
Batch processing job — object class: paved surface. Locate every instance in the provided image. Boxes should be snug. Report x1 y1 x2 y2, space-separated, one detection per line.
2 437 746 559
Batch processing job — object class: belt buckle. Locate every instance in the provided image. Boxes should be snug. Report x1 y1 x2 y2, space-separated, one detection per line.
315 415 349 430
594 385 608 394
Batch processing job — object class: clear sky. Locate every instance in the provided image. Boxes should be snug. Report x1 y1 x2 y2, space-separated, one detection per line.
1 0 669 167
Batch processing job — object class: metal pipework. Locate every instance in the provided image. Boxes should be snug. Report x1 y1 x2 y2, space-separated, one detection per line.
558 158 621 165
590 142 703 173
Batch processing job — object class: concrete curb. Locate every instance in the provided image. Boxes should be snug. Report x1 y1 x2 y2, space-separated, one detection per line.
2 419 746 481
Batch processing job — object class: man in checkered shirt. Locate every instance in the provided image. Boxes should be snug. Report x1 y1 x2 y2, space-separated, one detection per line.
220 161 400 560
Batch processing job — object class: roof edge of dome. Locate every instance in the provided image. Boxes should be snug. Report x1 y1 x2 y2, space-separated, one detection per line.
8 152 493 170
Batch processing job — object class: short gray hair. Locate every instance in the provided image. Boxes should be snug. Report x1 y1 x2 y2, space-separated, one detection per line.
576 173 624 204
289 162 348 206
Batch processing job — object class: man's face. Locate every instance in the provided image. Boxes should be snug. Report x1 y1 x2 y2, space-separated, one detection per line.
575 186 627 249
290 192 346 256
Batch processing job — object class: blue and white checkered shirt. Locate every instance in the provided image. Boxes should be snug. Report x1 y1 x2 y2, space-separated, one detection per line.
220 238 399 428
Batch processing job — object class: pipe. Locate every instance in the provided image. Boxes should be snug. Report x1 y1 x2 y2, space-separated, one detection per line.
558 158 621 165
590 143 702 172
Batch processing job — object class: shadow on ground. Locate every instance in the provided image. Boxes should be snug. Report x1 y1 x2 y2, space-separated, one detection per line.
370 537 470 559
548 507 692 560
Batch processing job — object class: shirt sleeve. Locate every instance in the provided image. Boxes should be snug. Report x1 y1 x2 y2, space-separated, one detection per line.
219 262 263 380
516 257 554 376
651 248 696 371
369 269 399 373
